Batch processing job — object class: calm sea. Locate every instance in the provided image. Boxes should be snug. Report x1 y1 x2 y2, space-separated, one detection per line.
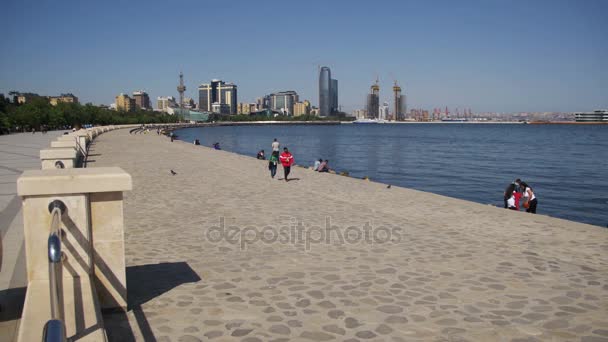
176 124 608 227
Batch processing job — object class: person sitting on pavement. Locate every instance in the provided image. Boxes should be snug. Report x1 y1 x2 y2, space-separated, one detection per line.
257 150 266 160
313 158 322 171
318 159 330 172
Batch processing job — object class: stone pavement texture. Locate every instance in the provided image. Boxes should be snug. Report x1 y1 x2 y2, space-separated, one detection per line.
92 129 606 341
0 131 65 342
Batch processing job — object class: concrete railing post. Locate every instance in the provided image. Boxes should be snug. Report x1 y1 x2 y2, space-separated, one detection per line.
40 148 78 169
16 167 132 341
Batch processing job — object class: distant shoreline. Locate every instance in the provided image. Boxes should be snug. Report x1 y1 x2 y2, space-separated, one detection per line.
163 120 607 133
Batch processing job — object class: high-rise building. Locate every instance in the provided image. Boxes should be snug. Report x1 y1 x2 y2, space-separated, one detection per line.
393 81 404 121
366 79 380 118
270 91 299 115
198 79 238 114
157 96 177 112
133 91 150 110
319 67 331 116
294 100 311 116
115 93 136 112
331 79 338 113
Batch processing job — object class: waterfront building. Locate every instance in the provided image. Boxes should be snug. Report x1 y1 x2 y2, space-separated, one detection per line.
157 96 177 113
366 80 380 119
319 67 331 116
133 91 150 110
331 79 339 113
353 109 368 119
198 79 238 114
238 102 257 115
269 91 299 115
574 109 608 122
393 81 405 121
183 97 196 109
294 100 311 116
317 68 339 116
115 93 136 112
310 107 319 116
379 102 389 120
256 96 270 110
48 93 79 106
212 102 231 115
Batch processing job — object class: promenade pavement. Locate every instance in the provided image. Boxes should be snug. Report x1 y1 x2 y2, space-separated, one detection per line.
0 131 65 342
93 129 607 341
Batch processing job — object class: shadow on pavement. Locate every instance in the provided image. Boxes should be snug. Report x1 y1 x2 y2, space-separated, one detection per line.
104 262 201 342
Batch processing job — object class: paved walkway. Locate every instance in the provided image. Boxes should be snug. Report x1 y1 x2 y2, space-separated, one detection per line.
95 130 606 341
0 131 65 342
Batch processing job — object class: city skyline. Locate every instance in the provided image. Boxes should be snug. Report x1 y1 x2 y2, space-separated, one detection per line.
1 0 607 113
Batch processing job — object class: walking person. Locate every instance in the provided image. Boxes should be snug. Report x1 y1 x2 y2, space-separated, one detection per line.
279 147 294 181
272 138 280 153
520 181 538 214
268 151 279 178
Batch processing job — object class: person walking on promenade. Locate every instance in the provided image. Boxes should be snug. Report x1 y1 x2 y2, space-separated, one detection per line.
279 147 294 181
272 138 280 153
268 151 279 178
520 181 538 213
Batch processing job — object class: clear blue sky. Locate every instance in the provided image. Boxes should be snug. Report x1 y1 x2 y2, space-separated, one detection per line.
1 0 606 113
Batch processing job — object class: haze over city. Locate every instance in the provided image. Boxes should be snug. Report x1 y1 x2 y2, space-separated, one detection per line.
1 0 606 113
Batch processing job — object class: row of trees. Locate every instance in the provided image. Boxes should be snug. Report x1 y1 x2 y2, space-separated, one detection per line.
0 95 179 134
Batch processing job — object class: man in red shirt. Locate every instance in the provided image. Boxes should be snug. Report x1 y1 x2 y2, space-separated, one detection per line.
279 147 294 181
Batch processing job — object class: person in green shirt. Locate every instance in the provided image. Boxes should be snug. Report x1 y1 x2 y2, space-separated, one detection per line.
268 151 279 178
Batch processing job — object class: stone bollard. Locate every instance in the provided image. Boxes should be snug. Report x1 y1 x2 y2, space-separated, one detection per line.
40 148 78 169
16 167 132 341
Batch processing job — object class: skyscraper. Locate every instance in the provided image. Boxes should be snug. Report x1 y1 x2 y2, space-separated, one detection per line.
198 79 238 114
393 81 403 121
331 79 338 113
319 67 331 117
366 79 380 118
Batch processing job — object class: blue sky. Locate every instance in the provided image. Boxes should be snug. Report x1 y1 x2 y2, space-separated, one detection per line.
1 0 606 113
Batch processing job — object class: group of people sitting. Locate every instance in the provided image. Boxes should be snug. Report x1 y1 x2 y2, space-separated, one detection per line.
313 159 331 173
504 178 538 213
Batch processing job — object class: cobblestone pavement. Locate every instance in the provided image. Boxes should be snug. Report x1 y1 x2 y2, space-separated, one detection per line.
92 129 608 342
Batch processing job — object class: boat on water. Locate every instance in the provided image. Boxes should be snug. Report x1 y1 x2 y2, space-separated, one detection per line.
353 118 389 124
441 117 468 122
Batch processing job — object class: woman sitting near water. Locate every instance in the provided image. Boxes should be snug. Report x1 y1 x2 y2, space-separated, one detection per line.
504 183 518 210
520 181 538 214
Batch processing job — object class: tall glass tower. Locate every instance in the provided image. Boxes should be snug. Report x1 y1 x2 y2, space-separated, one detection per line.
319 67 331 117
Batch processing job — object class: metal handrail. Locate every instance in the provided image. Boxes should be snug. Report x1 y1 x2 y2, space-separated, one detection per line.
44 200 66 342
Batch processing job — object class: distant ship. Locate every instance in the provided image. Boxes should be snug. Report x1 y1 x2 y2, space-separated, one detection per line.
353 118 388 124
441 117 468 122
